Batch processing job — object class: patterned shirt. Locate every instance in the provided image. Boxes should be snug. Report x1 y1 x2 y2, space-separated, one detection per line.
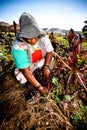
11 35 54 69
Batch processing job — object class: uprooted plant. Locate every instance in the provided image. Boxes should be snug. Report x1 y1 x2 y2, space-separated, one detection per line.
52 29 87 94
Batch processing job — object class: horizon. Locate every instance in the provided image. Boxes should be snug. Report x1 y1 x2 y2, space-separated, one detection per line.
0 0 87 31
0 21 82 32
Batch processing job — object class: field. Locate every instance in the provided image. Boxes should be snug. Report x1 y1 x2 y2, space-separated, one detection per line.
0 32 87 130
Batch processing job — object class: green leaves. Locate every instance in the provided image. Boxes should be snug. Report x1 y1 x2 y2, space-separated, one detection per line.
52 77 62 103
0 45 15 74
65 95 71 102
71 106 87 125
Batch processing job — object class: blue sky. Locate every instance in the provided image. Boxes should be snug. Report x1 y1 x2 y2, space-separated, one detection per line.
0 0 87 31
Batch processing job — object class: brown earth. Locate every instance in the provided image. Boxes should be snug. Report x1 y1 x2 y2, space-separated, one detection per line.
0 70 74 130
0 65 87 130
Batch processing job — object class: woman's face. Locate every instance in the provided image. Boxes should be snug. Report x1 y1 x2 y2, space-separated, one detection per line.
27 37 38 45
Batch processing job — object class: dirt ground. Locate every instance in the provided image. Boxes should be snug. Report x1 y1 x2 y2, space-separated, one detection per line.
0 35 87 130
0 68 73 130
0 66 87 130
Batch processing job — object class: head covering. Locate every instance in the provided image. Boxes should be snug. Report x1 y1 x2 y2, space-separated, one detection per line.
18 12 45 39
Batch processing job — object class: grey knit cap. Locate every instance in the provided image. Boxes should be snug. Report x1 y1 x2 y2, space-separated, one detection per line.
18 12 45 39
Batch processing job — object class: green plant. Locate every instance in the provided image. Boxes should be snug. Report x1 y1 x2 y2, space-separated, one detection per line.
51 77 62 103
82 31 87 39
53 29 87 93
71 106 87 126
81 41 87 51
55 36 69 57
0 46 13 62
65 95 71 102
0 45 15 74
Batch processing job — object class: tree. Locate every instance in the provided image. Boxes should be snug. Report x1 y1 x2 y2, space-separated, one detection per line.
82 20 87 39
84 20 87 24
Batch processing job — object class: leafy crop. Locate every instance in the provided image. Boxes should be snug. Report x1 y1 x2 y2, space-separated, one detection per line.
71 106 87 128
51 77 62 103
0 45 15 75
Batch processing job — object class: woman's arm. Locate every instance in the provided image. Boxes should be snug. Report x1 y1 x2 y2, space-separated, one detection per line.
44 52 53 66
43 51 53 77
21 67 40 87
20 67 48 94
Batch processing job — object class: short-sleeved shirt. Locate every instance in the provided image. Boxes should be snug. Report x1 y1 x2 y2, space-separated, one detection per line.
11 35 54 69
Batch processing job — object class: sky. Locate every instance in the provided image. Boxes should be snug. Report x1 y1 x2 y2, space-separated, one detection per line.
0 0 87 31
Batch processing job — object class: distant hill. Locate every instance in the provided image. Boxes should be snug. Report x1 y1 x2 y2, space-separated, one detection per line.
43 27 82 36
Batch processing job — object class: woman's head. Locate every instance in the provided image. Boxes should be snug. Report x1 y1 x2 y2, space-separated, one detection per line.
18 12 45 40
26 37 39 45
19 12 37 29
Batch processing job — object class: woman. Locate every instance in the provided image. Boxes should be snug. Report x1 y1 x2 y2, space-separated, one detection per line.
11 12 54 95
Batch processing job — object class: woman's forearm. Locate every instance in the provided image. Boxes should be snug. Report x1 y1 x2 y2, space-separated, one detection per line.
44 52 53 66
21 67 40 87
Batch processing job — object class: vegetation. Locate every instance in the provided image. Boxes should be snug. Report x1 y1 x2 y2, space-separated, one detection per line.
0 31 87 130
71 106 87 129
0 33 15 76
51 77 62 103
82 20 87 39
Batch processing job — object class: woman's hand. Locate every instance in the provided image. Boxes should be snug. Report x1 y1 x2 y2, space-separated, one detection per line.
37 85 48 94
21 67 48 94
43 67 50 78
